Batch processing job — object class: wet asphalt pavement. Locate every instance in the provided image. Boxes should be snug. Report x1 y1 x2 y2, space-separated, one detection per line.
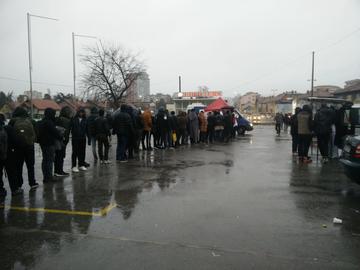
1 125 360 270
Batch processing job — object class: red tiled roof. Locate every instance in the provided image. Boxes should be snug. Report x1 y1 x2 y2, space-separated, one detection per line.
25 99 61 111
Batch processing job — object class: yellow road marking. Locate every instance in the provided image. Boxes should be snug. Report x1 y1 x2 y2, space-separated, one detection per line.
0 203 117 217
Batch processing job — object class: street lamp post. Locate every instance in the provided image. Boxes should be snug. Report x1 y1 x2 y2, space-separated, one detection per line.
72 33 98 98
27 13 58 118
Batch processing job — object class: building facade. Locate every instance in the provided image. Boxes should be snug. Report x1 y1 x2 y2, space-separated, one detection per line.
239 92 259 113
334 79 360 104
125 72 150 103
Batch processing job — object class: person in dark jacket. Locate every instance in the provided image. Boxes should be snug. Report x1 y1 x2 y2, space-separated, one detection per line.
290 107 301 155
169 111 178 147
87 107 99 162
134 110 144 153
207 112 215 143
297 105 313 163
54 106 72 176
95 109 111 164
9 107 38 190
0 114 23 197
37 108 62 183
177 111 187 145
313 103 335 163
69 108 89 172
113 105 134 162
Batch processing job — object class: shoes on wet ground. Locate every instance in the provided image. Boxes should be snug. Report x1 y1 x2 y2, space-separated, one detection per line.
84 162 90 167
79 166 87 171
54 171 70 177
30 183 39 190
104 160 111 164
72 167 80 173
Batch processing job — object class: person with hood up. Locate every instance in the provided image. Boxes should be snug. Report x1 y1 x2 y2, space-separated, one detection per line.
37 108 62 183
87 107 99 162
290 107 301 155
95 109 111 164
9 107 38 190
54 106 72 176
112 105 134 162
297 105 313 163
69 108 89 172
188 109 199 144
313 103 335 163
0 114 24 196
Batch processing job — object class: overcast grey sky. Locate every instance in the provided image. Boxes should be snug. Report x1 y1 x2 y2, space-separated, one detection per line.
0 0 359 97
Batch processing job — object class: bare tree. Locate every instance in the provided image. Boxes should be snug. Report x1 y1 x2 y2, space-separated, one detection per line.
81 44 145 108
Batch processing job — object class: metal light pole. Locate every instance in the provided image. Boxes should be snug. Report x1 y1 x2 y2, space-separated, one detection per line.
72 33 98 98
311 51 315 97
27 13 58 118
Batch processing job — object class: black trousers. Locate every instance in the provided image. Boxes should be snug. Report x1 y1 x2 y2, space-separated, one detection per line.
142 130 151 149
72 139 86 167
317 133 330 158
41 145 55 180
0 152 21 192
291 134 299 153
208 128 215 143
15 144 36 186
97 135 110 161
298 134 312 158
54 144 67 173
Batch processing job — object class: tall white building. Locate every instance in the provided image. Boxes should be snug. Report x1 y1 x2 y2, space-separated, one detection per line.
126 72 150 103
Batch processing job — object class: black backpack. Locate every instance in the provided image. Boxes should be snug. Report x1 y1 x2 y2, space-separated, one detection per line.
0 125 8 161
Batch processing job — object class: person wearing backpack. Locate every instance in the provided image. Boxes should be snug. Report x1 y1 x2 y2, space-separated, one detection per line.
69 108 89 172
0 114 23 197
314 103 335 163
37 108 62 183
94 109 111 164
9 107 39 190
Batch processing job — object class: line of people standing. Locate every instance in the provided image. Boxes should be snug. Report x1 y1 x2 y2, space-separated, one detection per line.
290 103 338 163
0 104 239 198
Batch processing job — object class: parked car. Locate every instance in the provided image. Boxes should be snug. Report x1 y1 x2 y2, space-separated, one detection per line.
340 135 360 184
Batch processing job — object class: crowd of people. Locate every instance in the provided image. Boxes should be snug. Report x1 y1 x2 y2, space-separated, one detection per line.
0 105 241 198
284 103 347 164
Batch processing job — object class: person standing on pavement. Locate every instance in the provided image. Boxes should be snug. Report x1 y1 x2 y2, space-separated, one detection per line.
290 107 301 155
0 114 23 197
134 109 144 153
113 105 134 162
188 109 199 144
177 111 187 145
9 107 38 190
141 108 152 150
297 105 313 163
87 107 99 163
37 108 62 183
169 111 178 147
223 111 233 143
69 108 89 172
313 103 335 163
54 106 72 176
274 113 283 136
207 112 215 143
95 109 111 164
198 111 207 143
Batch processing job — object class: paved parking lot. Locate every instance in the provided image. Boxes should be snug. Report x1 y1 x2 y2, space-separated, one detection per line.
1 125 360 269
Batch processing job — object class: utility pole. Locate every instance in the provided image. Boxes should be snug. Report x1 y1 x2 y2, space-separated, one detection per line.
26 13 58 118
311 51 315 97
178 76 182 92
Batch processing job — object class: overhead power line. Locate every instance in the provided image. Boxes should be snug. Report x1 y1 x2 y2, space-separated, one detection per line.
0 75 72 88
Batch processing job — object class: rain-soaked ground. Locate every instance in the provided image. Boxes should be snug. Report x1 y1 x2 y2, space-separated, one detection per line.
1 125 360 270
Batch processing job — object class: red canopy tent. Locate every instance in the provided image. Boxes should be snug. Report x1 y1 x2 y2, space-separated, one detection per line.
204 97 234 112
